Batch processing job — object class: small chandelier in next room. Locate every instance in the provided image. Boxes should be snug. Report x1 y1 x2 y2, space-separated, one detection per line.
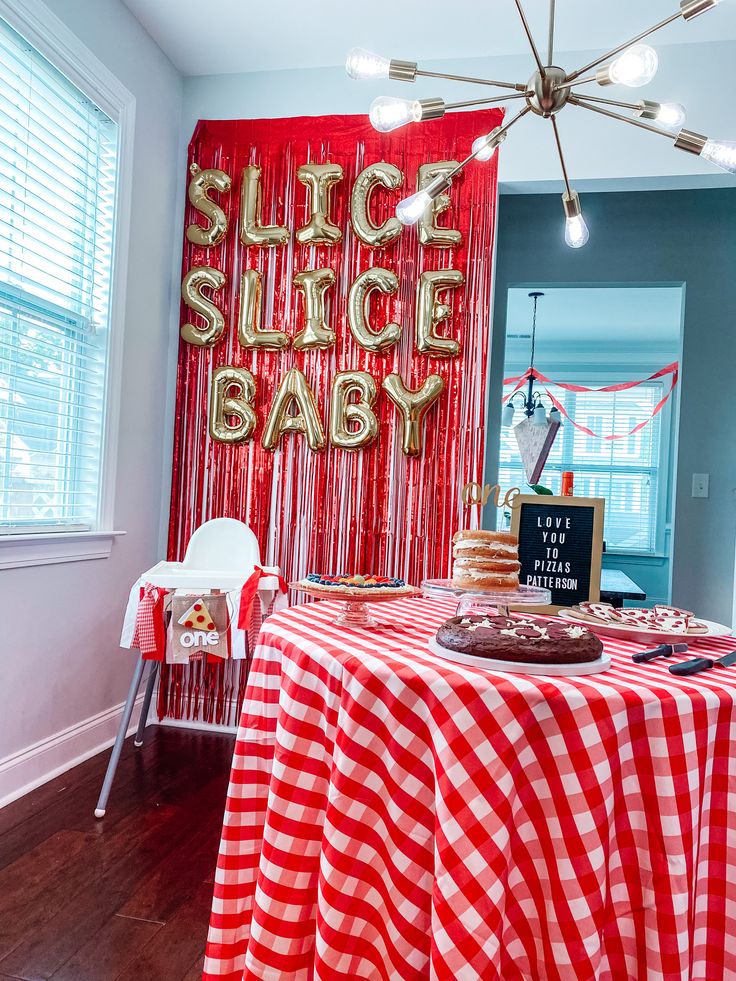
345 0 732 248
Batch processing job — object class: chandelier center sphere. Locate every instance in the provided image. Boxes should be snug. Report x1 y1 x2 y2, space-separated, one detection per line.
526 66 569 117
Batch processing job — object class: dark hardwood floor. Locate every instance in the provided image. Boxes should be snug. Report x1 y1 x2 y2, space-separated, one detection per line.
0 726 234 981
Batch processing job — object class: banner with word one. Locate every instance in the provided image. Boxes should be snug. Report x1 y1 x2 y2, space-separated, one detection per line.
167 110 500 676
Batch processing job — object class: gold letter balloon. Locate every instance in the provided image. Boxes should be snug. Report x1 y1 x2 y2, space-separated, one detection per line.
296 163 344 245
209 366 257 444
416 269 464 357
416 162 462 248
181 266 227 347
347 268 401 353
329 371 379 450
350 162 404 248
186 163 231 248
383 373 445 456
237 269 290 350
293 268 336 351
240 164 290 247
262 368 326 452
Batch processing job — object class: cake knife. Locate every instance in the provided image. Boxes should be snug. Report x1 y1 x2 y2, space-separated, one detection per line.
669 650 736 676
632 643 688 663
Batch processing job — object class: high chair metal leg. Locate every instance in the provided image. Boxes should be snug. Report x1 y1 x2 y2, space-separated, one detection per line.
95 654 146 819
134 663 159 747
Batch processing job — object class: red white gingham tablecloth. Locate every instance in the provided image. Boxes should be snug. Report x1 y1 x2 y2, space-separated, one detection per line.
203 597 736 981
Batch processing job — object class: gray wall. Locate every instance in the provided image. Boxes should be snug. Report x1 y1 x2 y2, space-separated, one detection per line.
1 0 182 773
486 188 736 623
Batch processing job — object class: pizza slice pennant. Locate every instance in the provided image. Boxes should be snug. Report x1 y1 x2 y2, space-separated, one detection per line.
177 597 216 631
512 415 562 485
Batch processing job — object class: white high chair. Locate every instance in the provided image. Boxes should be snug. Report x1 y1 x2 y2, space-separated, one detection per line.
95 518 281 818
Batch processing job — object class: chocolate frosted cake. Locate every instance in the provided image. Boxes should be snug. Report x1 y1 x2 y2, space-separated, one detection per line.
436 615 603 665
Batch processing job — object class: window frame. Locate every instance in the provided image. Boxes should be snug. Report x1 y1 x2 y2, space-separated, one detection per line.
0 0 134 568
499 366 676 558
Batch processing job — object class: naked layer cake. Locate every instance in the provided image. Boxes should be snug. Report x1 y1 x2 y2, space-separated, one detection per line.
452 529 521 592
299 573 415 596
437 614 604 664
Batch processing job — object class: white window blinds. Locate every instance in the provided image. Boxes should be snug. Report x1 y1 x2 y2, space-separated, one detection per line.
0 17 118 532
500 383 667 554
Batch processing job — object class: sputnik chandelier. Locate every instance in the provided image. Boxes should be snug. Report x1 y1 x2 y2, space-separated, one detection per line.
345 0 733 248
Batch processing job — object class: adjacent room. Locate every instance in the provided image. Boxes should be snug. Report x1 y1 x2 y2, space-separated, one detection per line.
1 1 735 979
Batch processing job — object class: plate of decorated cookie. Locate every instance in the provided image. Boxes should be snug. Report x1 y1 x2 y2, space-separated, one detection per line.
560 602 732 645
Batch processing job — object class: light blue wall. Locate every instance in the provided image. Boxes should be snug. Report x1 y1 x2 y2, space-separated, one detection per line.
486 189 736 624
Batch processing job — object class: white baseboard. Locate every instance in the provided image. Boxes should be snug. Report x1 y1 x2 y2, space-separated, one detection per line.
0 693 147 811
159 717 238 735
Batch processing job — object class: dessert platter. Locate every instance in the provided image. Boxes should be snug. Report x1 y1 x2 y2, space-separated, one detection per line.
291 573 419 628
561 602 732 644
429 613 610 676
422 529 551 614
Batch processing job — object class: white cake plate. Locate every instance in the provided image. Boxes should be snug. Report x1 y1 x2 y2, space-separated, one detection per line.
428 636 611 676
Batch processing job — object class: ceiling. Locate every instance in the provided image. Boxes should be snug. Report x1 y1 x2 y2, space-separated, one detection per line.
505 286 684 355
121 0 736 77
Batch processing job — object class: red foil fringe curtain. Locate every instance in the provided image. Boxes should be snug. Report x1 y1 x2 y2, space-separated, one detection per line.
162 111 501 722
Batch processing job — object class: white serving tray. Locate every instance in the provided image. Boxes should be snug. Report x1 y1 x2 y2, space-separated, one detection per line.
559 611 732 646
428 636 611 676
141 561 281 592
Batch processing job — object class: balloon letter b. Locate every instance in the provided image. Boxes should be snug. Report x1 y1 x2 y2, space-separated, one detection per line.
329 371 379 450
209 366 257 443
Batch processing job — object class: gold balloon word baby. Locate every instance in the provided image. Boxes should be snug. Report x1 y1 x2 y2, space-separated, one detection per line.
209 367 444 458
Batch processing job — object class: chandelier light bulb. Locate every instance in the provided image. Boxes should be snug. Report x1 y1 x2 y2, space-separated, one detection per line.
501 403 516 428
396 189 433 225
532 403 548 426
656 102 687 130
396 174 450 225
345 48 391 80
565 214 590 249
471 127 507 162
603 44 659 87
700 138 736 174
369 97 422 133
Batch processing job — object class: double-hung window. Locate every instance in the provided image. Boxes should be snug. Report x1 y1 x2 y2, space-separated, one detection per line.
499 381 670 554
0 16 118 534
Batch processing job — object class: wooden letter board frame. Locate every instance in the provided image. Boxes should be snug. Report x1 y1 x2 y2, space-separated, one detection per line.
510 495 605 614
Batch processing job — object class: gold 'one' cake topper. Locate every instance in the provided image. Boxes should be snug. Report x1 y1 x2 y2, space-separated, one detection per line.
462 482 520 508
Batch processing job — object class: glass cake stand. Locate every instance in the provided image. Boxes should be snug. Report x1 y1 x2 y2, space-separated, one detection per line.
421 579 552 617
290 582 421 629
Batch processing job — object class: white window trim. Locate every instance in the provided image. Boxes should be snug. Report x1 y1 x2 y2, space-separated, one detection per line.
0 0 135 568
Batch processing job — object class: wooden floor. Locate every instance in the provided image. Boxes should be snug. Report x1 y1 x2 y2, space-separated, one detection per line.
0 726 234 981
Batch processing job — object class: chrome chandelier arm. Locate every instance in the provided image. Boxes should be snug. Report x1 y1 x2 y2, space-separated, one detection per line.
549 115 571 195
568 95 674 139
449 104 533 177
417 69 526 91
565 10 682 84
547 0 556 66
513 0 546 77
574 93 643 112
445 91 533 112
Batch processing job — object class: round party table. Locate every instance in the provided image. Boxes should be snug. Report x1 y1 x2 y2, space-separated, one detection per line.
203 597 736 981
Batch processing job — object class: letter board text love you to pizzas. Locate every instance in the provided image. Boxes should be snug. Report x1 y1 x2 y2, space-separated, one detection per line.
511 495 605 612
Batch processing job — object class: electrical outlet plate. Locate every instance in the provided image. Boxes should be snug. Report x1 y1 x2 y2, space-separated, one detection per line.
692 473 710 499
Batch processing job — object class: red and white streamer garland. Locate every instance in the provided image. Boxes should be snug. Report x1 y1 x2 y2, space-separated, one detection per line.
503 362 679 440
